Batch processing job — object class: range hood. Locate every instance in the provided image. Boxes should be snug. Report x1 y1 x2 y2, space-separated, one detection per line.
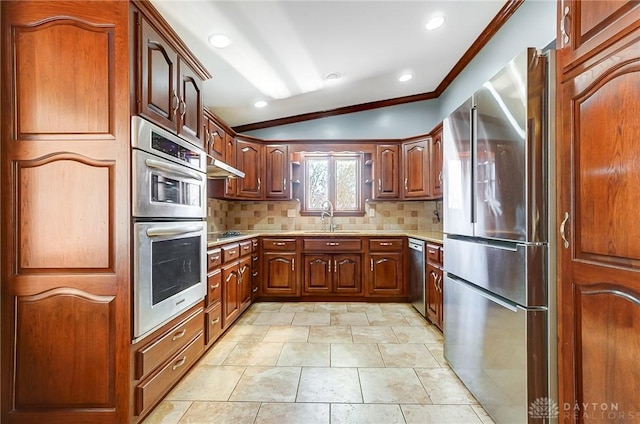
206 156 245 179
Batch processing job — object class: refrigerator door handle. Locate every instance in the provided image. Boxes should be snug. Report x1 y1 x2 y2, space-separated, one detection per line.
448 273 518 312
470 106 478 224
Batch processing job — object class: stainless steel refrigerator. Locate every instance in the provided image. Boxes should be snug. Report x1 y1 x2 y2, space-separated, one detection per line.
443 48 557 424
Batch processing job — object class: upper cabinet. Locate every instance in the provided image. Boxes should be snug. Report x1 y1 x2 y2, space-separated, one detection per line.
430 124 443 198
374 145 401 199
265 145 291 199
402 137 431 199
236 138 263 199
203 110 225 161
132 2 209 148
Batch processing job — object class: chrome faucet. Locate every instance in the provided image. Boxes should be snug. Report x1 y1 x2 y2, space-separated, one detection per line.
320 200 336 232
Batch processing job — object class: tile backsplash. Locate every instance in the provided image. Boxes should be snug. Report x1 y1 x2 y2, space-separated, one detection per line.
207 199 443 233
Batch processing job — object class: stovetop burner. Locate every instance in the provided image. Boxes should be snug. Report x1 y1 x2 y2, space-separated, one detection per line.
222 230 243 238
208 230 244 241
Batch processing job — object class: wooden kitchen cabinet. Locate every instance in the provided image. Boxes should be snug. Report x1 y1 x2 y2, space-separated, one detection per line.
426 242 443 331
238 255 253 311
430 124 443 198
203 109 226 161
366 238 405 297
556 2 640 419
374 144 401 199
402 137 431 199
265 144 291 199
302 253 362 295
222 260 241 328
261 238 299 296
132 3 208 148
236 138 263 199
224 134 238 197
1 2 131 422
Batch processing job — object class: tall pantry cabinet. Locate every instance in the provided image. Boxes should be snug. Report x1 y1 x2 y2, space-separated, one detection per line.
1 1 131 423
556 0 640 420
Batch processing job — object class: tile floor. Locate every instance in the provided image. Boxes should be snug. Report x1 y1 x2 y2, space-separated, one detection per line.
142 302 494 424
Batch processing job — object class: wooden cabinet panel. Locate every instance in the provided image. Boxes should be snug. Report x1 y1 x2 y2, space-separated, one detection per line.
333 254 362 294
222 262 240 328
557 5 640 419
369 238 404 252
430 126 443 198
263 238 297 251
303 254 333 295
262 252 298 296
367 252 404 296
207 248 222 271
374 145 400 199
303 238 362 252
205 303 223 346
239 240 253 257
236 139 263 198
402 138 431 199
224 134 237 197
265 144 290 199
222 243 240 263
177 59 203 147
1 2 131 422
238 256 252 311
204 115 225 161
137 13 178 132
206 269 222 306
426 264 443 331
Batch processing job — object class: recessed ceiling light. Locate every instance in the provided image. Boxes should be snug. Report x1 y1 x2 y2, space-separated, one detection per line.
254 100 268 108
425 16 445 30
399 73 413 82
208 33 231 48
324 72 341 81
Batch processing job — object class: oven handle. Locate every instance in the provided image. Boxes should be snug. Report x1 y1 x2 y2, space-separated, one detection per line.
144 158 203 181
146 225 203 237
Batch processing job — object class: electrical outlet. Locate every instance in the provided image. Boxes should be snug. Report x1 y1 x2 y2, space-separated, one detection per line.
287 209 296 217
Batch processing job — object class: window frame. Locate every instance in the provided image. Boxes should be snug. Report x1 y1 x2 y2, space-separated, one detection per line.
299 152 365 217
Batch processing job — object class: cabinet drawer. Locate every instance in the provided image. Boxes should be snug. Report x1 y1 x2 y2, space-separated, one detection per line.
426 243 442 265
135 332 204 415
205 302 223 345
262 238 297 251
369 238 403 251
239 240 252 256
134 308 203 379
207 269 222 306
207 248 222 271
303 238 362 252
222 243 240 263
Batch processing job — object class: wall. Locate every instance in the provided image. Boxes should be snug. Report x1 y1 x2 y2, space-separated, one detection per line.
208 199 443 234
243 0 556 140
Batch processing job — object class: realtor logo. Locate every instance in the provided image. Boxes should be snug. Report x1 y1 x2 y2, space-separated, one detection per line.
529 397 560 419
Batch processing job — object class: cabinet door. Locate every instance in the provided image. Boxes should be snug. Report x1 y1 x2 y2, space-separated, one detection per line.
236 139 263 199
222 262 240 328
426 264 439 326
430 127 443 198
262 253 298 296
225 134 237 197
557 5 640 418
206 117 225 161
367 252 404 296
138 14 179 132
303 254 332 295
374 145 400 199
238 256 252 311
177 59 203 147
265 144 290 199
402 138 431 198
333 254 363 294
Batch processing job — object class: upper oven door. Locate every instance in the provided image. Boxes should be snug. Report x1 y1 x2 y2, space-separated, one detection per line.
132 148 206 219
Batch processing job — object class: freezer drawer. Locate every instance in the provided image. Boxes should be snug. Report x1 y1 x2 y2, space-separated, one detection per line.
444 236 546 307
444 275 548 424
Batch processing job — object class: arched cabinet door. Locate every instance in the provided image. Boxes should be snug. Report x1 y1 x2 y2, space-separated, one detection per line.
1 1 131 422
557 2 640 420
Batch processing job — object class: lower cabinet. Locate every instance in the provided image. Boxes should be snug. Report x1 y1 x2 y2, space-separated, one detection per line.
222 261 241 328
426 242 444 331
261 238 299 296
366 252 404 296
303 253 362 295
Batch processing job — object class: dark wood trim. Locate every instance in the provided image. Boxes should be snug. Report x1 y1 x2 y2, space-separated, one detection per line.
232 0 525 134
132 0 212 80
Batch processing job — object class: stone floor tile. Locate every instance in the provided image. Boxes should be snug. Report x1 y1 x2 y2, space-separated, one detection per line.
330 403 406 424
346 302 383 313
358 368 431 404
222 341 284 366
308 325 353 343
391 325 442 343
252 312 295 326
255 402 330 424
401 404 483 424
292 312 331 326
314 302 348 313
199 341 237 365
330 312 370 326
425 342 448 367
263 325 310 342
177 401 260 424
142 400 191 424
280 302 317 312
297 367 362 403
351 326 399 343
414 368 478 404
229 366 301 402
330 343 384 367
166 365 245 401
471 404 497 423
378 343 440 368
366 312 410 326
277 343 330 366
220 324 269 342
248 302 285 312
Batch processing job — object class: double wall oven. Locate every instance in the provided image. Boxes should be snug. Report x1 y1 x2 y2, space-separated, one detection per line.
132 116 207 341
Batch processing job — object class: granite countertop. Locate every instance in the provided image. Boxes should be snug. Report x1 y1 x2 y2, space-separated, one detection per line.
207 230 443 248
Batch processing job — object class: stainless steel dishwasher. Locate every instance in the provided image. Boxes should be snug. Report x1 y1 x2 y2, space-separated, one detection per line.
408 238 426 316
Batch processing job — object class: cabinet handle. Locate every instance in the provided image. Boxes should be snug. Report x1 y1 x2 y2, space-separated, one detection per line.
370 258 374 272
378 178 382 191
404 178 408 190
172 329 186 341
274 242 286 246
560 5 570 45
210 255 220 262
172 356 187 370
210 283 220 290
379 242 392 246
257 177 261 191
326 242 340 246
243 245 250 251
252 286 258 293
438 171 443 184
292 258 295 271
284 178 287 190
560 211 570 249
252 271 258 277
180 98 187 119
172 90 179 114
428 249 436 254
228 250 236 255
210 317 220 325
334 259 337 273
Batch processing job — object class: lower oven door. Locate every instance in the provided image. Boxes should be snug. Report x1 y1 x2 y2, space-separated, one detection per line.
133 221 207 340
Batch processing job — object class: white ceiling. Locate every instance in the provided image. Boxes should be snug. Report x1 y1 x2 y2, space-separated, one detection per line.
150 0 508 128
